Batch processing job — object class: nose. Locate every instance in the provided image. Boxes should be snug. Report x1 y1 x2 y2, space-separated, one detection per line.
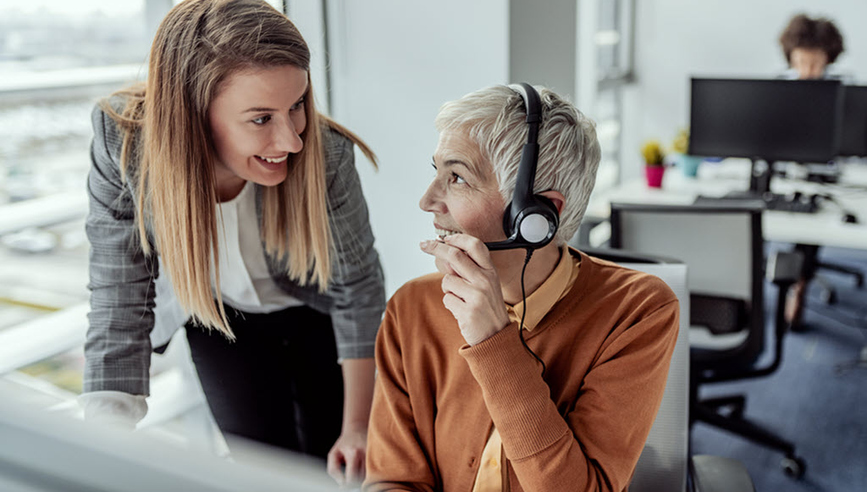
419 180 445 214
275 117 303 154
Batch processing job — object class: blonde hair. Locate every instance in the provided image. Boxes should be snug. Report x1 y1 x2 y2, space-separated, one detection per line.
435 84 600 244
101 0 376 338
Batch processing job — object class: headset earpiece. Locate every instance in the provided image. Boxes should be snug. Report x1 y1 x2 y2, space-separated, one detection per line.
485 83 560 251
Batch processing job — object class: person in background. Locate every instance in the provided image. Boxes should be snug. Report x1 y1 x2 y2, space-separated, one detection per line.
80 0 384 486
778 13 847 328
779 13 845 80
364 84 679 491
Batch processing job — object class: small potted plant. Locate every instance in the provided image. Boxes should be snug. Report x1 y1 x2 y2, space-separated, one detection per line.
671 128 702 177
641 139 666 188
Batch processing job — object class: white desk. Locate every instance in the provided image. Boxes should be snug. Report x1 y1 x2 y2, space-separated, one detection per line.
585 159 867 250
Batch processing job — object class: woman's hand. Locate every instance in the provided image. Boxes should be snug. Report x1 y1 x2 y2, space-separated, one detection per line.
420 234 511 345
327 423 368 487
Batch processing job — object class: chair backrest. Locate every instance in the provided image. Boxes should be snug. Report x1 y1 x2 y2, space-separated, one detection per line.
580 248 689 492
609 202 766 363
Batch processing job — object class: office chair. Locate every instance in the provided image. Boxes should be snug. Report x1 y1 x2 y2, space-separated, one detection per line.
579 246 755 492
789 243 864 325
607 202 807 478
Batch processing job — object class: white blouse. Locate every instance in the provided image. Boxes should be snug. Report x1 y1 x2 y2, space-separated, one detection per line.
211 180 303 313
150 181 302 346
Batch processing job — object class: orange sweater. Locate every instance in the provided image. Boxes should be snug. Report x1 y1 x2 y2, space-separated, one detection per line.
365 249 679 492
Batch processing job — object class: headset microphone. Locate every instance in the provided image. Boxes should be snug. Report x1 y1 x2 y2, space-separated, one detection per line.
485 83 560 251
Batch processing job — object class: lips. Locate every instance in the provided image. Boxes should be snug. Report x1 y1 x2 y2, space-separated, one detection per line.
254 155 288 170
434 224 461 237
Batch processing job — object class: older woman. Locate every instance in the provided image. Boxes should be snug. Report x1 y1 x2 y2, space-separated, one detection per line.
364 84 679 491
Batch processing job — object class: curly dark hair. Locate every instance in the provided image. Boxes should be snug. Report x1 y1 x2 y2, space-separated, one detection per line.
779 14 845 64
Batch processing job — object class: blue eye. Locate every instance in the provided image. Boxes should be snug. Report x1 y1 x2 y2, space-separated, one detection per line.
252 115 271 125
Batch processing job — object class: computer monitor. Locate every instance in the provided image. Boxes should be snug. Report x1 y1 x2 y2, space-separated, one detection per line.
839 85 867 157
0 396 337 492
689 78 843 163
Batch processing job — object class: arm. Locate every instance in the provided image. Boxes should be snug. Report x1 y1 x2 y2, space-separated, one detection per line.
461 300 679 491
83 103 157 403
363 308 437 492
320 128 386 484
321 128 386 362
327 357 375 486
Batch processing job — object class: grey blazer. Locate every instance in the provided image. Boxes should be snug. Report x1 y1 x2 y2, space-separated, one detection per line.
83 102 386 396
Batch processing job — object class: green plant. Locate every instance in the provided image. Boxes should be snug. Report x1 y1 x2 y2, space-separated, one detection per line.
641 140 665 166
671 128 689 154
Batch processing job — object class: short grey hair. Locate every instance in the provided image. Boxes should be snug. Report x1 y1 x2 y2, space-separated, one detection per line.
434 84 601 244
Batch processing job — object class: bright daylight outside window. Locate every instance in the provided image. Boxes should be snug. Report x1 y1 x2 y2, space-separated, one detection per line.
0 0 150 413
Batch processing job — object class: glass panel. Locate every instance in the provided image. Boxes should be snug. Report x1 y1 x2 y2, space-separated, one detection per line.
0 0 152 403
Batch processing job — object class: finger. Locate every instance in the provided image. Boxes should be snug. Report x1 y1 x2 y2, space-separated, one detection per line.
442 292 468 321
355 448 367 482
434 257 457 276
344 449 364 485
441 273 470 298
421 239 485 282
326 450 346 486
442 234 496 270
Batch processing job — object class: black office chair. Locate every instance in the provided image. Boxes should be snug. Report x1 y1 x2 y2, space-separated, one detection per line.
608 201 807 478
793 243 864 308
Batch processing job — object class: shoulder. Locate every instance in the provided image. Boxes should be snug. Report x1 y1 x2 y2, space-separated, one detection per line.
387 272 445 311
576 249 679 314
90 94 135 167
320 121 355 168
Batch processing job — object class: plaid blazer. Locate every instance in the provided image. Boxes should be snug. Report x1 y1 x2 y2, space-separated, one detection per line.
83 102 385 396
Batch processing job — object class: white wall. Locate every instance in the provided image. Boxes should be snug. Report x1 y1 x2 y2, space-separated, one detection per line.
622 0 867 181
325 0 509 297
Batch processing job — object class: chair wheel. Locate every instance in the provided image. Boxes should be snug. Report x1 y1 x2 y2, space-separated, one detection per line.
781 455 806 479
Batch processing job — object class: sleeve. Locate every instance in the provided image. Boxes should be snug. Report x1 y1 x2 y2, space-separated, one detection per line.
78 390 148 429
363 305 437 492
323 132 386 360
83 103 157 396
460 299 679 492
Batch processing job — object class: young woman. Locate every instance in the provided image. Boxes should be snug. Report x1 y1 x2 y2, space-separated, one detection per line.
80 0 384 485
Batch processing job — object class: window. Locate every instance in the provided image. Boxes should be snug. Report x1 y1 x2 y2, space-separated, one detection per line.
591 0 635 190
0 0 152 427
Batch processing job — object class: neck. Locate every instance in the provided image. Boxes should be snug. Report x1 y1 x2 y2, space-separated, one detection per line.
495 242 562 305
215 172 246 203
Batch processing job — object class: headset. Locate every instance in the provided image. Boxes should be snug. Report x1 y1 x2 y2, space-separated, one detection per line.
484 83 560 251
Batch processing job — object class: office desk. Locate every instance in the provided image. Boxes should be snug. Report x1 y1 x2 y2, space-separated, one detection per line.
585 159 867 250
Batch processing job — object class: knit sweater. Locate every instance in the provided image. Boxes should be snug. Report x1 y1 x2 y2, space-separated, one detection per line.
364 249 679 492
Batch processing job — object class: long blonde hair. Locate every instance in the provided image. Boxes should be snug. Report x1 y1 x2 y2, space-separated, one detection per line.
101 0 376 338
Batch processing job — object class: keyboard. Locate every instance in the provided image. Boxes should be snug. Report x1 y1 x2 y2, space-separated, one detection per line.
694 192 819 214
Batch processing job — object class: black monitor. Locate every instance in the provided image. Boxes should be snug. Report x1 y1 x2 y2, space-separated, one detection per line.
689 78 843 163
839 85 867 157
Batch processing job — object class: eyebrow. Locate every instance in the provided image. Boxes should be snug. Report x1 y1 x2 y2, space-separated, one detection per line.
433 156 480 177
242 92 307 113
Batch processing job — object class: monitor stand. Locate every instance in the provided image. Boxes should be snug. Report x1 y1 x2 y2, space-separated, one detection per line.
721 158 773 199
717 159 819 213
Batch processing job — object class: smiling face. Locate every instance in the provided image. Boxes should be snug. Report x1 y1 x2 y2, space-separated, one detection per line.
419 129 507 243
208 64 308 201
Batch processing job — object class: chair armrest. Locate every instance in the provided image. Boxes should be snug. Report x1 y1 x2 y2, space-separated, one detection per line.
690 455 755 492
766 250 804 285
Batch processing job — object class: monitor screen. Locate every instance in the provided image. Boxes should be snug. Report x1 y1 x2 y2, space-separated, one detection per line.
839 85 867 157
688 78 842 163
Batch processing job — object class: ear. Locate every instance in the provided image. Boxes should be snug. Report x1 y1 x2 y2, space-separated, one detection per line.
539 190 566 215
